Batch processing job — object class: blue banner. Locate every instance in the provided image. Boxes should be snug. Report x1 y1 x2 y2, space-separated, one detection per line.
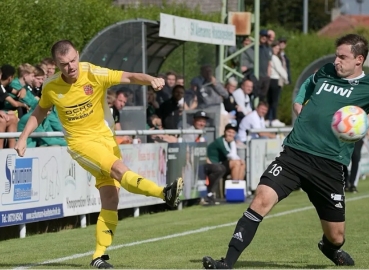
0 204 63 227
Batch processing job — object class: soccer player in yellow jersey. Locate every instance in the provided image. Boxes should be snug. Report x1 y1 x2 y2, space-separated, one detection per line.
14 40 184 269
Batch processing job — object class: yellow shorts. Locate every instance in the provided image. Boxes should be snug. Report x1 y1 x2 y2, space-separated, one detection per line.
67 136 121 189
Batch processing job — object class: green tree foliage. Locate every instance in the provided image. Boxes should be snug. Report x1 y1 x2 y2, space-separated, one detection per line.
244 0 338 32
0 0 219 72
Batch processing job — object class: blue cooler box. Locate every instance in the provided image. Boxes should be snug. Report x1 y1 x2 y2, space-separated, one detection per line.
225 180 246 202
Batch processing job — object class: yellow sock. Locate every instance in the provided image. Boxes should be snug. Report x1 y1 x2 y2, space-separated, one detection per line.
121 171 164 199
92 209 118 260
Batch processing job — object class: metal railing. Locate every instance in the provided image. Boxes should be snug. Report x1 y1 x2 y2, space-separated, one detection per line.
0 129 205 138
249 127 293 134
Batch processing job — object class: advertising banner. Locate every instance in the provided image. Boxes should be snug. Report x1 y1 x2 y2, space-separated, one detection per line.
61 153 101 217
248 139 283 191
117 143 166 208
0 142 209 227
0 148 64 227
166 142 207 200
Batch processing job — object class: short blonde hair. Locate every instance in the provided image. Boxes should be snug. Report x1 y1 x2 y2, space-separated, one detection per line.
18 63 35 77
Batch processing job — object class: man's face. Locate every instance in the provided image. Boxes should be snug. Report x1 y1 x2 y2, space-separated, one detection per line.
32 75 44 88
194 117 207 129
46 64 56 77
256 104 268 118
147 89 155 103
166 74 176 88
243 37 251 46
268 30 275 45
260 35 268 44
279 41 286 50
173 87 184 101
224 129 236 142
176 78 184 86
55 48 80 81
242 80 253 95
24 73 35 86
201 67 212 80
334 44 362 78
114 93 127 110
226 83 237 93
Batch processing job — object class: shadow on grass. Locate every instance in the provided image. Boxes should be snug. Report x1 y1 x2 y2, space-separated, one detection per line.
189 259 330 269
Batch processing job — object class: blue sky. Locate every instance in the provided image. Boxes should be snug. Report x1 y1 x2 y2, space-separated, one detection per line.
341 0 369 15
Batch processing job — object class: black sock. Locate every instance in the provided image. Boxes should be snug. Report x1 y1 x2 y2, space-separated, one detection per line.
320 234 344 259
225 208 263 268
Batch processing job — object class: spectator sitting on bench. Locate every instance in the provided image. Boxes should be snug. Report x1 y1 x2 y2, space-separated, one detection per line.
238 101 276 143
205 124 246 201
182 110 209 142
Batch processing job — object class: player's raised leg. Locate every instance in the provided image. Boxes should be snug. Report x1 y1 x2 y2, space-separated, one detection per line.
111 160 183 208
203 152 301 269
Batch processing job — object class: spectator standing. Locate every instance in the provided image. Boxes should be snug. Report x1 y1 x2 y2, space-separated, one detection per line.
279 37 291 85
344 138 364 193
240 30 272 101
190 65 228 109
267 41 288 127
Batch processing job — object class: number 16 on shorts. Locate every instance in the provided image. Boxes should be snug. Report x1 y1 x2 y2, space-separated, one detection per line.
268 163 282 177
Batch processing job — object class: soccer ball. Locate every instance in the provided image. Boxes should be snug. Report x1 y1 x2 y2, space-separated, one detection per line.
331 105 368 143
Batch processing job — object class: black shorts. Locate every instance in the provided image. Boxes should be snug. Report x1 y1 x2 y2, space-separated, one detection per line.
259 146 346 222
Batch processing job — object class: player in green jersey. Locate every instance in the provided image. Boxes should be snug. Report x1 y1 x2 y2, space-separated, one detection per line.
202 33 368 268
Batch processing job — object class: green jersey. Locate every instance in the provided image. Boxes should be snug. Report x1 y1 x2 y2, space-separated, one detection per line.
207 136 231 163
285 63 369 166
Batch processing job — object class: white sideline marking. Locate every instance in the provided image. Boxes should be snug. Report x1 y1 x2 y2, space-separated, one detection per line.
14 194 369 269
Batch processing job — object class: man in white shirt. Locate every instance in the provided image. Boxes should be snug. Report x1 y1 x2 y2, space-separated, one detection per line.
232 79 253 116
238 101 276 142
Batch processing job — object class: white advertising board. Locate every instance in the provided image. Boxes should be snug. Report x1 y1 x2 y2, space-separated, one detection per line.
0 148 64 227
0 142 206 227
61 152 101 216
118 143 167 209
159 13 236 46
249 139 283 191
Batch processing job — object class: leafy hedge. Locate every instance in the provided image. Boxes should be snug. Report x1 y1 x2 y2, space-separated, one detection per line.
0 0 219 69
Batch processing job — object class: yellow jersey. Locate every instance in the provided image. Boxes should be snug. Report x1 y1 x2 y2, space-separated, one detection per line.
39 62 123 144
